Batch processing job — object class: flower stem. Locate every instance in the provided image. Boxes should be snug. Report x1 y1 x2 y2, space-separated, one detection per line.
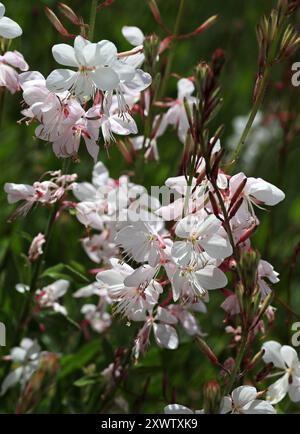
224 332 248 396
88 0 98 41
0 88 6 128
159 0 186 97
230 66 270 165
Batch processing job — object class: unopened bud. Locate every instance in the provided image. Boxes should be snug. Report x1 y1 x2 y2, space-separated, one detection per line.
58 3 80 25
195 336 219 365
195 15 218 35
44 7 73 38
203 380 222 414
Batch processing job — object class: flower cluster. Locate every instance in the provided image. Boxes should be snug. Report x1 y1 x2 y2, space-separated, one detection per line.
2 0 299 415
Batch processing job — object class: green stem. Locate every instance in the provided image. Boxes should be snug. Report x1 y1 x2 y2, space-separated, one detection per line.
224 333 248 396
159 0 186 97
230 66 270 165
0 88 6 128
18 204 58 332
88 0 98 41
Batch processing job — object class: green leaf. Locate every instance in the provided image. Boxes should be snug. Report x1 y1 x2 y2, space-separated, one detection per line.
73 374 102 387
58 340 102 379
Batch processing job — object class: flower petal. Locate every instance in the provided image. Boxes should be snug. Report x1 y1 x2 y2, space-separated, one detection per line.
262 340 286 369
153 323 178 349
266 373 289 404
122 26 144 46
164 404 193 414
46 69 76 93
0 16 22 39
231 385 257 407
52 44 78 67
93 67 119 91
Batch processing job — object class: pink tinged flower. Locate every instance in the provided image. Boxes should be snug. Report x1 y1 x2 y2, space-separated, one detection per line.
221 386 276 414
262 341 300 404
170 254 228 302
4 182 35 204
50 100 101 162
46 35 120 101
36 279 69 316
0 51 28 93
96 259 162 321
168 303 206 336
0 3 22 39
28 233 46 262
172 213 232 265
221 293 241 316
81 304 111 333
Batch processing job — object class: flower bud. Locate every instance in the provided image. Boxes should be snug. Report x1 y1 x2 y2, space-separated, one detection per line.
203 380 222 414
239 249 260 295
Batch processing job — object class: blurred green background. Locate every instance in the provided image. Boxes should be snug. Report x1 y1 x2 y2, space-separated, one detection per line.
0 0 300 413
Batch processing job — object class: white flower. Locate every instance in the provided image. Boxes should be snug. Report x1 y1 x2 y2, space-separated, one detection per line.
0 3 22 39
172 213 232 265
115 221 168 266
15 283 30 294
36 279 69 316
257 260 279 298
229 173 285 222
46 35 120 101
157 78 198 144
96 258 162 320
1 338 41 396
134 307 179 358
169 253 227 302
262 341 300 404
221 386 276 414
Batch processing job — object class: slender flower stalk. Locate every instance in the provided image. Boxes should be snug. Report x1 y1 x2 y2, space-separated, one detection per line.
88 0 98 41
159 0 186 97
